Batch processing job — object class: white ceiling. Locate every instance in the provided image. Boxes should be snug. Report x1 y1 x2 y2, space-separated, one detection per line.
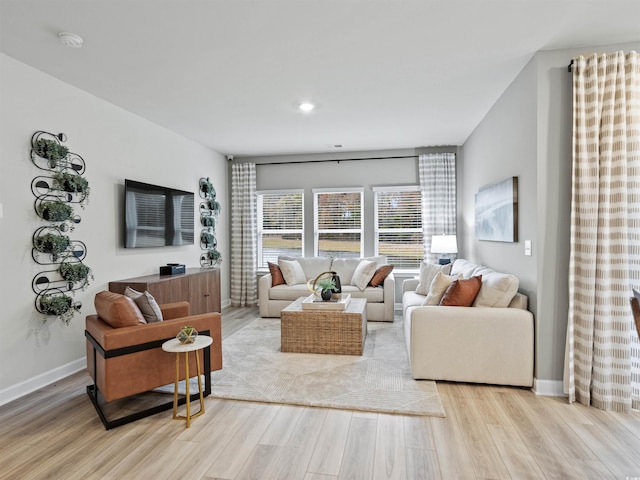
1 1 639 157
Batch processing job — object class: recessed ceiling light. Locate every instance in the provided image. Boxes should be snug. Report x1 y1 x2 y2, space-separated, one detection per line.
299 102 315 112
58 32 84 48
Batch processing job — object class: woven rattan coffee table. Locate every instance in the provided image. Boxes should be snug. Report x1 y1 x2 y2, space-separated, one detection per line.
280 297 367 355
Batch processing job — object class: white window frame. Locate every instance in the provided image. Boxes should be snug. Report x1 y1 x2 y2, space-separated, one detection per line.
373 185 422 272
257 189 304 269
313 187 364 257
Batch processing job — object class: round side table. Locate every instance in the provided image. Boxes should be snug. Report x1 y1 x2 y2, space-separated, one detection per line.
162 335 213 428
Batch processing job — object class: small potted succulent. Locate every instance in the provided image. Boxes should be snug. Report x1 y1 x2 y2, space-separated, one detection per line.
34 233 70 260
316 277 337 301
34 138 69 167
38 200 74 222
177 325 198 344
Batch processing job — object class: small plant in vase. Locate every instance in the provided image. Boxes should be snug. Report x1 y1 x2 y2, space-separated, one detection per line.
206 198 221 215
34 138 69 168
34 233 71 260
201 216 216 228
200 177 215 196
200 231 216 247
39 294 77 324
316 277 337 301
200 249 222 267
59 262 93 288
53 172 90 204
37 200 74 222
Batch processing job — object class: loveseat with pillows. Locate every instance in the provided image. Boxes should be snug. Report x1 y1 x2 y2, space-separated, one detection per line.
258 256 395 322
402 258 534 387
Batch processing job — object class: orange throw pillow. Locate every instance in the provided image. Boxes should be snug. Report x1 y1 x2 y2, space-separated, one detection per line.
268 262 285 286
369 265 394 287
439 275 483 307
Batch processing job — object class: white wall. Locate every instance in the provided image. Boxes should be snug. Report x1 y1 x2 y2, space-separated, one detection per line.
0 53 229 404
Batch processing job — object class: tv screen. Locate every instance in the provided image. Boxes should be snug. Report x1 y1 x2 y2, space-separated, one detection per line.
124 179 195 248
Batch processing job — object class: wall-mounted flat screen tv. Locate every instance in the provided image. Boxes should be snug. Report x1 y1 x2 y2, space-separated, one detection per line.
124 179 195 248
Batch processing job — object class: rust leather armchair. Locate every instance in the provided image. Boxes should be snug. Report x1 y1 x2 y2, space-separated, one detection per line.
85 291 222 429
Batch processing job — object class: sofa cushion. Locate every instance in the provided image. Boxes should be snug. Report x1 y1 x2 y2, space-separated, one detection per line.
440 275 483 307
269 284 313 301
423 272 459 305
95 291 146 328
450 258 482 279
268 262 285 286
369 264 394 287
330 258 361 285
351 260 378 291
403 290 425 312
472 268 519 307
416 262 452 295
341 285 384 302
279 259 307 285
298 256 333 280
124 286 163 323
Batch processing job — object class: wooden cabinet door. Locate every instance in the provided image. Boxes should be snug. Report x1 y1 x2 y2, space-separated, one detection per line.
147 276 190 304
189 269 221 314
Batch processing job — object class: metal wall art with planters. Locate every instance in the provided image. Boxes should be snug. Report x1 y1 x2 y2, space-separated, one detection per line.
30 131 92 325
199 177 222 268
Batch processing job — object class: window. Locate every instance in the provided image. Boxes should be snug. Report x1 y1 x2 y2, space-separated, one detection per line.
374 186 423 270
257 190 304 268
314 188 363 258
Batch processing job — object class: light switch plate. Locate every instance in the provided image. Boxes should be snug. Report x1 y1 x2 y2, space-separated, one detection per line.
0 203 3 219
524 240 532 256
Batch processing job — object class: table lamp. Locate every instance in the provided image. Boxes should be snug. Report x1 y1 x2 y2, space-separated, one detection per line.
431 234 457 265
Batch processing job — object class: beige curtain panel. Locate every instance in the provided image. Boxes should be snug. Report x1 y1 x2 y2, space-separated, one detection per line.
420 153 457 264
230 163 258 307
566 51 640 412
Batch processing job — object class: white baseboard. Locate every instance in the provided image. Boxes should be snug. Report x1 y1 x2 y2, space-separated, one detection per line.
221 298 231 309
532 378 566 397
0 357 86 407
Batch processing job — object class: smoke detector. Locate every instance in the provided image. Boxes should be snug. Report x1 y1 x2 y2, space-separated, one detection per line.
58 32 84 48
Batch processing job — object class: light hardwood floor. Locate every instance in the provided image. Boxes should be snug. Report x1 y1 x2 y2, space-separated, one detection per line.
2 306 640 480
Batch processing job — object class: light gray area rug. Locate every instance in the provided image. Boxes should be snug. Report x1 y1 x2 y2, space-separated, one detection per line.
209 318 445 417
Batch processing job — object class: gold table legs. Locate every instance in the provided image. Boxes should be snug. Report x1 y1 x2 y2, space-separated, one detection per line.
172 349 205 428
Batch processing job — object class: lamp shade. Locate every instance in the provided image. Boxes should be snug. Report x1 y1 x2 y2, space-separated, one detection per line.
431 235 458 254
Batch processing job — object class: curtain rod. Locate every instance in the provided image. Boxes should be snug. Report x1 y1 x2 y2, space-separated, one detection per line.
244 154 419 166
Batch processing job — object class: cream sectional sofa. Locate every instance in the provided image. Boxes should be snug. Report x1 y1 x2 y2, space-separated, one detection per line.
402 259 534 387
259 256 395 322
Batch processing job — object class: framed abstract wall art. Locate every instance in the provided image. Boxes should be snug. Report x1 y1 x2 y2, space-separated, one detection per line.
475 176 518 242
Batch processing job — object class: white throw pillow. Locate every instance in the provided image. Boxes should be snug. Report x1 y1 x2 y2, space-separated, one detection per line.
330 258 361 285
278 259 307 285
450 258 481 278
422 272 459 305
363 255 387 267
415 262 452 296
124 286 163 323
472 270 519 307
351 260 378 291
296 256 333 281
